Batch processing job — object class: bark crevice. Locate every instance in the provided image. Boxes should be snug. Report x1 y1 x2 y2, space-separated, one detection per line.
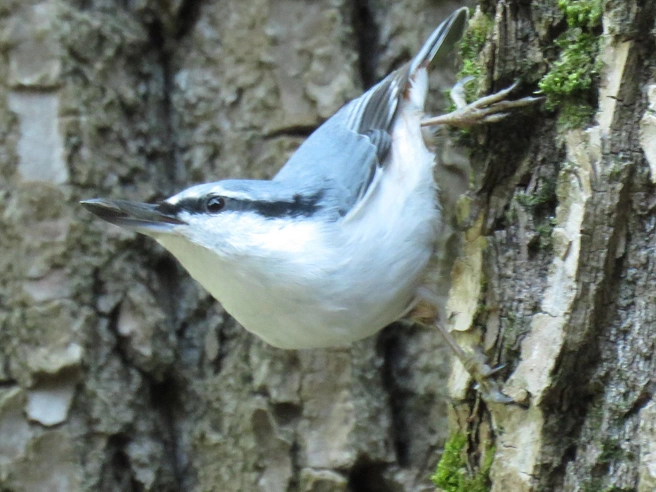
175 0 204 40
351 0 380 89
378 326 411 468
145 19 178 191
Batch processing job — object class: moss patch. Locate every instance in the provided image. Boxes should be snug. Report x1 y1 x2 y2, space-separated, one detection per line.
516 176 558 252
431 434 494 492
559 0 602 28
453 9 493 104
515 176 557 213
538 0 603 128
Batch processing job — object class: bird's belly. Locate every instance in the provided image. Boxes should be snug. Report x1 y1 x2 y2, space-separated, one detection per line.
215 250 430 349
159 220 434 350
239 220 434 348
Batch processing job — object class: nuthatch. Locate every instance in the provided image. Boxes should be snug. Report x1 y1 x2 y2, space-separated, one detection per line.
82 8 538 394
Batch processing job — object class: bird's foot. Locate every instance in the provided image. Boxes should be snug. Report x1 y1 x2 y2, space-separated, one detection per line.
433 321 513 404
421 78 542 128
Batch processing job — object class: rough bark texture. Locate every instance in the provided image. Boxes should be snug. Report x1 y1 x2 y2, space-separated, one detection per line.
2 0 655 491
445 1 656 492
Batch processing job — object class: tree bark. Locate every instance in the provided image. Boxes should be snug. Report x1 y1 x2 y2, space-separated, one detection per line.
1 1 654 492
445 1 656 491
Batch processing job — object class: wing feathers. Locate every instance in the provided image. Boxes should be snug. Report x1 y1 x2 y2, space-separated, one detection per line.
274 9 468 217
342 7 468 139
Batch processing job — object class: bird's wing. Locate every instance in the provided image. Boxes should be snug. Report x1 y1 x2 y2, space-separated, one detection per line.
273 8 468 217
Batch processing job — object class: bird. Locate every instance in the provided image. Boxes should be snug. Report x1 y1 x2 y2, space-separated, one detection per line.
82 8 538 388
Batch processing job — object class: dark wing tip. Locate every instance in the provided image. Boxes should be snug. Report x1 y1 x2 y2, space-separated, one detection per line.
410 7 469 73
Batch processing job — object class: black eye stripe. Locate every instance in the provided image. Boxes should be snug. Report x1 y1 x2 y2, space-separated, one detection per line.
222 193 323 218
159 191 324 219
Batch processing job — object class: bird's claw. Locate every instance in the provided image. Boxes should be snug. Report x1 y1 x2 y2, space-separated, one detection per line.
460 352 514 404
480 362 506 378
449 76 476 109
431 320 514 404
475 381 515 404
421 79 543 128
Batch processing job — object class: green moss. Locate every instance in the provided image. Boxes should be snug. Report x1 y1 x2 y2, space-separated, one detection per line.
581 478 606 492
535 218 557 251
608 158 624 179
583 482 634 492
556 100 596 129
538 30 600 110
538 0 603 128
432 434 467 491
516 192 541 210
455 10 493 102
516 179 557 251
599 439 624 463
515 179 557 213
431 434 495 492
558 0 602 29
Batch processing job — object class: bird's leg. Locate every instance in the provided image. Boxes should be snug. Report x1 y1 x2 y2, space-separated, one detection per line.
413 288 512 403
421 78 542 128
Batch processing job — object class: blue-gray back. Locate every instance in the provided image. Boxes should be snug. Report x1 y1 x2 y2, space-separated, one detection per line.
272 8 467 219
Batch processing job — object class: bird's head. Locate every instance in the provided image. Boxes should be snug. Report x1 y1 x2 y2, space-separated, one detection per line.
81 179 327 256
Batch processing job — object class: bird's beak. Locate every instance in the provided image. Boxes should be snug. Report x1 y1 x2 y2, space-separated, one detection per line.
80 198 186 235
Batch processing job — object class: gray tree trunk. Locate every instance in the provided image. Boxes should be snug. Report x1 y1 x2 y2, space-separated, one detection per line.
0 0 654 491
444 1 656 491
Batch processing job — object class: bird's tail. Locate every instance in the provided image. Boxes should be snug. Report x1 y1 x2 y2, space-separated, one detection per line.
320 8 469 135
409 7 468 76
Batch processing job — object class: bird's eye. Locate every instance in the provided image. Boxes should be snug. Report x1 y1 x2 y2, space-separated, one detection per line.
206 196 226 214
